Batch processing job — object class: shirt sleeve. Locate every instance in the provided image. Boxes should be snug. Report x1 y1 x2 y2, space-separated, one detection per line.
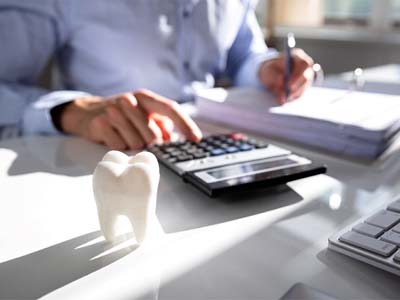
226 1 279 89
0 5 90 136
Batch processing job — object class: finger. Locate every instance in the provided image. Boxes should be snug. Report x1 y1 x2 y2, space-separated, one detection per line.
134 89 202 142
89 115 127 150
289 49 314 87
105 105 145 149
259 59 284 89
148 118 164 144
289 61 310 88
151 114 173 141
289 78 311 100
117 94 161 145
290 67 314 98
268 83 285 104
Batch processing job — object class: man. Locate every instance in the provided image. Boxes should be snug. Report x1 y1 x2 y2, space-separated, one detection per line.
0 0 314 149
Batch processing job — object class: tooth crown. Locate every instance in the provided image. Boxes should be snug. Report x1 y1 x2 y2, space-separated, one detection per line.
92 151 160 244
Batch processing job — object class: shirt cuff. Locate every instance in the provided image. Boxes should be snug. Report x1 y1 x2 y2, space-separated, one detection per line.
22 91 92 135
233 49 280 90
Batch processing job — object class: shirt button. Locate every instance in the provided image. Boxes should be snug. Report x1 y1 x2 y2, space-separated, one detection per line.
183 61 190 70
183 9 190 18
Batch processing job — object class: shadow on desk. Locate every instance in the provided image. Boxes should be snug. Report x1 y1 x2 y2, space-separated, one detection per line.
0 231 138 299
157 164 304 233
1 136 107 177
317 249 400 299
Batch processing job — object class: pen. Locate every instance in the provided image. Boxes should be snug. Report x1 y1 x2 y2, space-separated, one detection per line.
284 32 296 102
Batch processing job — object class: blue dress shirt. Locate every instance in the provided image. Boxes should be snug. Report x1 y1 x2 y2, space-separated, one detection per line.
0 0 278 137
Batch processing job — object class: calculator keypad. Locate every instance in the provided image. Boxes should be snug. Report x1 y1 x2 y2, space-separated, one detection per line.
148 133 268 163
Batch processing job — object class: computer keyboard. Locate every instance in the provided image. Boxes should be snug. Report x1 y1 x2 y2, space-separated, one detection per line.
329 197 400 276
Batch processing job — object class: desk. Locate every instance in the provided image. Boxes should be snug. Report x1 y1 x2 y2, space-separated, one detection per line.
1 116 400 300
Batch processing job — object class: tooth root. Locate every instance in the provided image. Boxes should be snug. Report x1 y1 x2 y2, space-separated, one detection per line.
98 208 118 242
128 209 151 244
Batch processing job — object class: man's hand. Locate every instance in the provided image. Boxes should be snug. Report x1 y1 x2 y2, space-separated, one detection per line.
259 48 314 104
58 89 202 150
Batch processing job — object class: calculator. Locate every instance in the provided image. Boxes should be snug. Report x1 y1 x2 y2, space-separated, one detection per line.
148 133 326 196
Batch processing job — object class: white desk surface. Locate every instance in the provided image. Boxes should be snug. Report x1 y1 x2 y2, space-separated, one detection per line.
1 119 400 300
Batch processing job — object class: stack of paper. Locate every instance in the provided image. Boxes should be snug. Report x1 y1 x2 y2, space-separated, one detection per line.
195 87 400 160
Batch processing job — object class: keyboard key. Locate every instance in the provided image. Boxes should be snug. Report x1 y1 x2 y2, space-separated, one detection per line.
380 231 400 246
392 223 400 233
210 148 226 156
393 250 400 263
353 223 383 238
339 231 397 257
365 210 400 229
388 200 400 213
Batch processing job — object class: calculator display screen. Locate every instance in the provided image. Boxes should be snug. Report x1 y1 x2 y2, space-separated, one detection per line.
206 158 296 180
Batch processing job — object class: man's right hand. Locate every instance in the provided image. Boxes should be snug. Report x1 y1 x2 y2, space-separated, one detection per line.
57 89 202 150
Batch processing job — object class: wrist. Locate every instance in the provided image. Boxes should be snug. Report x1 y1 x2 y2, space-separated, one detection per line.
57 99 86 135
50 101 74 133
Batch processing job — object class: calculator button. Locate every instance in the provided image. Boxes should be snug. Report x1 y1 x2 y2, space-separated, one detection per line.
167 157 178 164
210 148 226 156
198 142 208 148
170 150 183 157
161 154 171 160
225 146 239 153
228 133 247 140
239 144 254 151
217 135 228 141
203 137 216 143
176 154 193 162
205 146 215 152
164 147 178 153
212 140 223 147
193 153 208 159
339 231 397 257
254 142 269 149
188 147 203 153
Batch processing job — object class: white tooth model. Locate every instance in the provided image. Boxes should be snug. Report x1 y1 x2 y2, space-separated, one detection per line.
92 151 160 244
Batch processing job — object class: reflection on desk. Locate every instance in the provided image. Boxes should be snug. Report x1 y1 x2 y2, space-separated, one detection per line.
1 121 400 299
